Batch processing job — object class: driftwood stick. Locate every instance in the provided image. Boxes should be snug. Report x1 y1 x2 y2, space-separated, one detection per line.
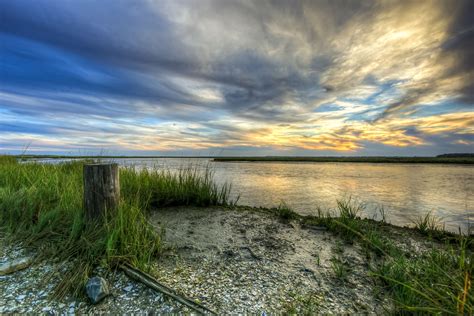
120 263 216 315
0 256 34 275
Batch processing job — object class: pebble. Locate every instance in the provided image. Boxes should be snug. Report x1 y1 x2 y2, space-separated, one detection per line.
85 277 110 304
16 294 26 301
2 207 419 314
0 243 188 314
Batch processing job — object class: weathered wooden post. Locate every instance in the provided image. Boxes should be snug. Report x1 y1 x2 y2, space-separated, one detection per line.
83 163 120 220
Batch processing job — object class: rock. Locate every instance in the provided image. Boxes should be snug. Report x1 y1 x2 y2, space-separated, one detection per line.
16 294 26 301
123 285 133 292
85 277 110 304
223 249 237 257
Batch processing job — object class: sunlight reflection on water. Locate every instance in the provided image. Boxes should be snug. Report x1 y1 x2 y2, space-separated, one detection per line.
38 157 474 233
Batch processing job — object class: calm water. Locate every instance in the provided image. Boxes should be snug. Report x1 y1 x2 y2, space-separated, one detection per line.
41 158 474 232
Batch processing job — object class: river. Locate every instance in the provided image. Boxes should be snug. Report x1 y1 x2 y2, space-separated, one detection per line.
40 157 474 232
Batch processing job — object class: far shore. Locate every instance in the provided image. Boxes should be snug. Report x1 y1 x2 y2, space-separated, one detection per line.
12 154 474 164
213 156 474 164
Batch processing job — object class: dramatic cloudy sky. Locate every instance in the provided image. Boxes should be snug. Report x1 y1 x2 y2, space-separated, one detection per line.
1 0 473 155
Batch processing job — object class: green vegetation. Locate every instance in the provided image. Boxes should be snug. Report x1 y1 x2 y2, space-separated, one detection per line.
375 241 472 314
330 256 349 281
120 166 232 209
17 155 218 159
281 200 473 314
411 211 443 234
283 291 323 315
214 156 474 164
0 155 233 297
271 202 299 221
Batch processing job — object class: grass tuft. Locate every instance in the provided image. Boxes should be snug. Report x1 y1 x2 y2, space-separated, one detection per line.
273 202 299 221
374 237 473 314
0 156 232 297
412 211 443 234
120 165 233 209
330 256 349 281
301 198 472 314
337 197 363 220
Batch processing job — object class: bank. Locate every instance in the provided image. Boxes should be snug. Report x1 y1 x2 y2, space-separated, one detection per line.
1 204 472 314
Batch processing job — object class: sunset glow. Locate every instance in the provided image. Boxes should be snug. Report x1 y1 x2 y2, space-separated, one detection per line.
1 0 472 155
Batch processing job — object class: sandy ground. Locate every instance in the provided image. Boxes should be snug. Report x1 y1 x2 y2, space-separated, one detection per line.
150 206 391 313
2 205 441 314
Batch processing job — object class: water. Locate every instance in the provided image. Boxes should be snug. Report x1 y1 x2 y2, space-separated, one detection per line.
39 157 474 232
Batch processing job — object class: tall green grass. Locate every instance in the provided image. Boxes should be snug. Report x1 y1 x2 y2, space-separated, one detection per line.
120 165 232 209
375 237 473 314
411 211 443 235
0 155 233 296
300 198 473 314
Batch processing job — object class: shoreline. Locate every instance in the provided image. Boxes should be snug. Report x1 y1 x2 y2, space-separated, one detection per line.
213 156 474 164
1 205 471 314
10 155 474 164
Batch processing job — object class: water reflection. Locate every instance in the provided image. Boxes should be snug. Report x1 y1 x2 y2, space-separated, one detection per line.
35 158 473 232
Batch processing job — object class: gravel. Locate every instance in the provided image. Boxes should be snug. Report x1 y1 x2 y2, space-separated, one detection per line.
0 243 189 314
0 206 404 314
149 206 392 313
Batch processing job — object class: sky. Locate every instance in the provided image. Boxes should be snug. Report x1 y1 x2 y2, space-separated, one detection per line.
0 0 473 156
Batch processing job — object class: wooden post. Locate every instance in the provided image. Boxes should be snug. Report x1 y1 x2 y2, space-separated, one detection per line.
83 163 120 220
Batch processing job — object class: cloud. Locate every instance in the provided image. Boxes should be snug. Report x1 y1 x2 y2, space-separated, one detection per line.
0 0 472 154
373 0 474 120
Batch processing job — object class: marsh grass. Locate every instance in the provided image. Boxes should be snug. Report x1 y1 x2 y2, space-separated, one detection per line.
374 237 473 314
0 156 233 297
272 201 298 221
337 197 363 220
292 198 473 314
412 211 443 234
330 256 349 280
120 165 232 209
213 156 474 164
283 291 323 315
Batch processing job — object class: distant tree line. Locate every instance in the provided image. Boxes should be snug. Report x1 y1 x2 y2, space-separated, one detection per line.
436 153 474 158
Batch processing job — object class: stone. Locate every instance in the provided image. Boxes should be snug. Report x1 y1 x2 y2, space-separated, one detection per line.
85 277 110 304
16 294 27 301
41 307 52 313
